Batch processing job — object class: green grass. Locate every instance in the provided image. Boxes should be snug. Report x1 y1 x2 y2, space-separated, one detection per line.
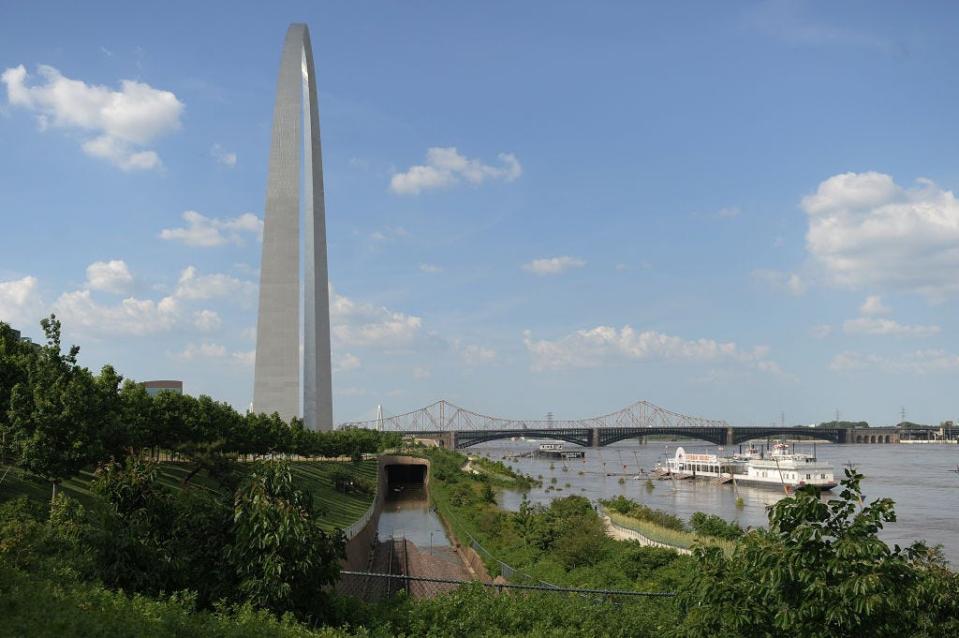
287 461 378 531
0 459 378 532
605 510 736 555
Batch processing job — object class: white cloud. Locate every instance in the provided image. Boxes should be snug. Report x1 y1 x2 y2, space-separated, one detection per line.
174 266 256 304
745 0 891 50
211 143 237 167
461 344 497 365
329 285 422 348
419 263 443 273
522 256 586 276
810 324 833 339
231 350 255 366
176 342 226 360
54 289 179 336
160 211 262 247
803 172 959 299
0 275 43 327
192 309 222 332
370 226 410 242
752 269 806 296
390 147 522 195
842 317 940 338
177 343 255 366
859 295 890 316
85 259 133 293
523 326 776 372
830 350 959 374
1 64 182 170
334 352 361 372
716 206 741 219
82 135 160 170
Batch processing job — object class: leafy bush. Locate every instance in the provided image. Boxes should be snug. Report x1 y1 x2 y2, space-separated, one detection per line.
0 562 355 638
227 461 345 621
600 497 687 532
688 512 743 540
677 470 959 638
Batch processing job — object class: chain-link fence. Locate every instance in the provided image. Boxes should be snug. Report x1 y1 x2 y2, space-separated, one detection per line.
337 570 676 603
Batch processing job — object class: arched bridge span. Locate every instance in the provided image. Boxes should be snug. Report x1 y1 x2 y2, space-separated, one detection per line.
338 400 859 447
455 429 592 449
730 427 846 445
597 427 728 447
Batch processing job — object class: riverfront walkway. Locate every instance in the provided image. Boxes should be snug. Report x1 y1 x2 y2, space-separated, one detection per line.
602 514 692 555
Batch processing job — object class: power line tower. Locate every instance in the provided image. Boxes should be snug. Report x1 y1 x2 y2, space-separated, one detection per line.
900 406 907 426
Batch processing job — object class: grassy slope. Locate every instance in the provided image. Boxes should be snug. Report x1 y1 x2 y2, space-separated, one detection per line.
0 460 377 532
605 509 735 554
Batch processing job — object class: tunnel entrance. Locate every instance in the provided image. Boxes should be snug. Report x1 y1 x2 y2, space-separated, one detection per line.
386 464 426 487
377 461 447 548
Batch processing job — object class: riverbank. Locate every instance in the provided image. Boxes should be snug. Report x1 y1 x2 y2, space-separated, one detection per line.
414 446 695 598
602 512 690 554
602 509 737 555
478 441 959 564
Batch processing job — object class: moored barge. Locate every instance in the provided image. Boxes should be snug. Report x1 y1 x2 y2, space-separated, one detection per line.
666 443 836 492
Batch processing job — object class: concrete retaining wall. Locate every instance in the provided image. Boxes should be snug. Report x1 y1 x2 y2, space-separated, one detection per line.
341 455 431 571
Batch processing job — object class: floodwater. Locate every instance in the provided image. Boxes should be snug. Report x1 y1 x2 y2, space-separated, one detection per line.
376 484 451 548
469 440 959 565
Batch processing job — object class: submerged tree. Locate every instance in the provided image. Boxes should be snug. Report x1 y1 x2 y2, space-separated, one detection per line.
677 469 959 638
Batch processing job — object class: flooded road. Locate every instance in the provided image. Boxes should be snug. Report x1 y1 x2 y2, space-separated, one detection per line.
376 483 451 549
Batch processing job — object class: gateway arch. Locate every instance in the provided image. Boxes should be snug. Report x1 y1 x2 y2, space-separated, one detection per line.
253 24 333 431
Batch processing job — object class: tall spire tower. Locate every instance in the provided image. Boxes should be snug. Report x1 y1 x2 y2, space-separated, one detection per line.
253 24 333 431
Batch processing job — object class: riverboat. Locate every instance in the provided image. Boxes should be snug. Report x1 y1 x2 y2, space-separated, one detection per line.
534 442 585 459
666 443 836 492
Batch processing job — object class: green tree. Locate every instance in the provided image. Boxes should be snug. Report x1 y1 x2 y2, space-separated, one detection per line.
117 379 154 455
0 322 34 460
226 460 345 620
688 512 743 540
8 316 103 500
677 469 959 638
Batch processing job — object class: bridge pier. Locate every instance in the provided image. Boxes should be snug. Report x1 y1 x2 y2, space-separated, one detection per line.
591 428 600 447
725 427 735 447
426 432 455 448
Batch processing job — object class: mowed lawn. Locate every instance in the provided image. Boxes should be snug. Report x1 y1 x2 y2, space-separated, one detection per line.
0 459 378 532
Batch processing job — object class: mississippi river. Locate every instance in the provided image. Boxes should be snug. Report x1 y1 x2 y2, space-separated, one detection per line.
470 441 959 565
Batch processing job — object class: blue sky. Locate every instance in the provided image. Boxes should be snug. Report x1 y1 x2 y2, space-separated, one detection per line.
2 1 959 427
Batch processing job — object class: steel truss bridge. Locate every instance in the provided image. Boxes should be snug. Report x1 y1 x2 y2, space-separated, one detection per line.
338 400 855 448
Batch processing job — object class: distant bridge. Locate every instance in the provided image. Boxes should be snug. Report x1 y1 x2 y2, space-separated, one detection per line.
337 400 900 448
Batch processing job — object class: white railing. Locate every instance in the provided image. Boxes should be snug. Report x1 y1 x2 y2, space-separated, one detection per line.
343 497 378 539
